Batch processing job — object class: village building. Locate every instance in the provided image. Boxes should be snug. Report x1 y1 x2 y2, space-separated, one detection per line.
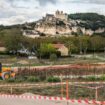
22 22 40 38
0 42 6 52
45 14 55 21
23 30 40 38
42 10 68 22
52 44 69 56
45 10 68 21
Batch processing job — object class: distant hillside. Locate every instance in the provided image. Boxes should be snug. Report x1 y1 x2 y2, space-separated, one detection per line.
68 13 105 30
0 22 36 36
69 13 105 21
1 13 105 38
0 25 22 36
31 12 105 36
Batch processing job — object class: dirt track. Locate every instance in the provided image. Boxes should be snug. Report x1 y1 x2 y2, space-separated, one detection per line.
13 63 105 72
12 63 105 78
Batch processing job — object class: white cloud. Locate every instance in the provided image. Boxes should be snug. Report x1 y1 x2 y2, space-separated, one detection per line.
0 15 28 25
0 0 105 25
86 0 105 4
36 0 57 6
62 0 105 4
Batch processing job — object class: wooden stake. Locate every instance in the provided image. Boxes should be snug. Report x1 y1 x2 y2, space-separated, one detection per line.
95 88 98 101
61 78 63 97
66 80 69 99
11 87 13 94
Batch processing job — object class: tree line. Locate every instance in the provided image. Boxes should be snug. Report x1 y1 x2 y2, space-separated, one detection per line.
69 13 105 31
0 34 105 57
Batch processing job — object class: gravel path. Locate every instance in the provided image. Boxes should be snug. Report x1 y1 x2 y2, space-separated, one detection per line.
0 95 88 105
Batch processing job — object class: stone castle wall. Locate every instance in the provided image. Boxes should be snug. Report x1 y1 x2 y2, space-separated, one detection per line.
55 10 68 21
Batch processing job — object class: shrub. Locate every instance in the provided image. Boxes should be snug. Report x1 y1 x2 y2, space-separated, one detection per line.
6 78 15 83
15 78 25 83
86 75 105 81
50 53 57 61
47 77 60 83
53 77 61 82
14 76 28 83
27 76 40 82
100 75 105 81
86 76 97 81
47 77 53 82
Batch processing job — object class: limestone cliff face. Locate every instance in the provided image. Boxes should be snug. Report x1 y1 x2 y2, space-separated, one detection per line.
35 27 56 35
34 17 105 36
22 11 105 38
34 18 73 36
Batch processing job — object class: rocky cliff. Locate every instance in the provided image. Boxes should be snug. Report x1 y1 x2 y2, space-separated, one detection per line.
23 13 105 37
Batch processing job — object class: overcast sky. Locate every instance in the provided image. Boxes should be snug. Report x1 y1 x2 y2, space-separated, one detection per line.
0 0 105 25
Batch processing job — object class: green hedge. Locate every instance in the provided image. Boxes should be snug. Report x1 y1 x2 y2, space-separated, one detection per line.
27 76 40 82
47 77 61 83
86 75 105 81
4 76 40 83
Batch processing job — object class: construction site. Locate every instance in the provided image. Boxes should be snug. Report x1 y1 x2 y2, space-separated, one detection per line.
0 62 105 105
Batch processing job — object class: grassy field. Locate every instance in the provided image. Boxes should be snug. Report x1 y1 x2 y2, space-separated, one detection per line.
0 53 105 67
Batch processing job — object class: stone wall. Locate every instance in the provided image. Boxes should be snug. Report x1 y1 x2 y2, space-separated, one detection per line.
0 47 6 52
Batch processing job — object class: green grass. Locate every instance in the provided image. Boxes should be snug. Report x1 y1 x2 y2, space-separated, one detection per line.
0 53 105 67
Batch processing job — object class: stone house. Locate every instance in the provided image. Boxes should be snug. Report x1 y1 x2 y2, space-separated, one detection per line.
23 30 40 38
0 42 6 52
45 14 55 21
52 44 69 56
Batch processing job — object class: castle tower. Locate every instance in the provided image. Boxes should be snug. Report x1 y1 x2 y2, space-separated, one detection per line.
55 10 68 21
61 11 63 14
56 10 60 15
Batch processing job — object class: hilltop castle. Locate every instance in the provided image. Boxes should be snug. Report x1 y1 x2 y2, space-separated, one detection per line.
22 10 105 38
45 10 68 21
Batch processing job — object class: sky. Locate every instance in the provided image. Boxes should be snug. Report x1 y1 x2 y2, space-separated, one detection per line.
0 0 105 25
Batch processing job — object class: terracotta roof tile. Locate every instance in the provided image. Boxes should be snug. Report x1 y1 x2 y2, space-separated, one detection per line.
52 44 65 49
